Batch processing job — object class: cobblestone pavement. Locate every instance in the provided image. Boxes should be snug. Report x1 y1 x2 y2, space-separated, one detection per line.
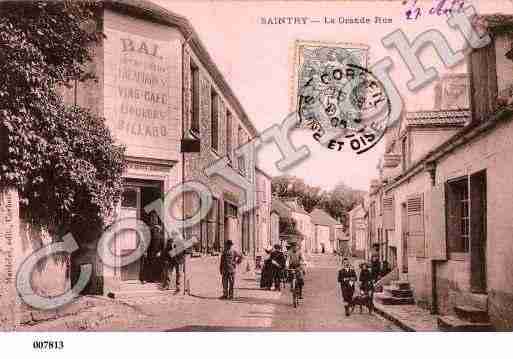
23 255 400 331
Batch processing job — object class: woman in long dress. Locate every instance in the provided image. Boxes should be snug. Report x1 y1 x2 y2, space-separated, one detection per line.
260 248 273 290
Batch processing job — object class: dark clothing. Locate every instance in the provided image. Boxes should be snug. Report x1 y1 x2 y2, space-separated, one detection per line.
338 267 357 303
260 258 274 289
270 250 286 290
162 260 181 290
359 268 373 293
161 238 183 290
220 248 241 299
222 272 235 299
140 224 165 282
370 255 381 281
220 248 242 274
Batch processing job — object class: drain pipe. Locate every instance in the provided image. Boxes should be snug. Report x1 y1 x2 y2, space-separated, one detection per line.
426 161 438 314
181 33 193 296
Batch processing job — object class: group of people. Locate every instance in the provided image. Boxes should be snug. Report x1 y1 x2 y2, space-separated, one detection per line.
337 258 377 316
139 211 183 293
259 243 305 298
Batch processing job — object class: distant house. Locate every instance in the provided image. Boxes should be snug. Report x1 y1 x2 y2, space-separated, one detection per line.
348 203 367 259
333 224 349 256
310 208 340 254
282 198 312 253
271 196 291 247
256 168 272 253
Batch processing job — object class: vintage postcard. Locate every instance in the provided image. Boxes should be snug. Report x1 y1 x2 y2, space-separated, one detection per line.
1 0 513 356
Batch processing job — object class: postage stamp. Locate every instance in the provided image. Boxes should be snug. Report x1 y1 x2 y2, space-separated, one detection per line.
290 40 391 154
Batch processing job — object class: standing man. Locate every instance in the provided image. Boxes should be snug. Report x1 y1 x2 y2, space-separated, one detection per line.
270 244 286 291
219 240 242 300
161 235 185 293
338 258 357 316
370 252 381 281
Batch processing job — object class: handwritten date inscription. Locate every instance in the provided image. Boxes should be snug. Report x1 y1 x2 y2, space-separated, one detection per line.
403 0 466 21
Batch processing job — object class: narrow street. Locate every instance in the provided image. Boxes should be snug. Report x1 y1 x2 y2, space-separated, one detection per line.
21 255 399 331
270 256 399 331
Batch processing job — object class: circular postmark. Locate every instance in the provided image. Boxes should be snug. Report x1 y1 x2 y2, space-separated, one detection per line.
297 60 391 155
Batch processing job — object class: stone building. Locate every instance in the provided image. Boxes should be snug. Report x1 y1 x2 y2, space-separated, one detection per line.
0 0 261 324
309 208 340 254
348 203 367 259
367 15 513 330
99 0 259 289
282 198 313 253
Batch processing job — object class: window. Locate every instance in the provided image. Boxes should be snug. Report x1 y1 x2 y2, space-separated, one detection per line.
237 126 246 175
401 136 408 171
211 88 219 151
446 178 470 253
190 63 200 134
226 110 233 162
225 202 237 218
407 194 425 258
203 197 219 253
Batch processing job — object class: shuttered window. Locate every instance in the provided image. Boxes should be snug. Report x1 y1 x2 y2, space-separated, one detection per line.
429 185 447 260
211 89 219 151
407 193 426 258
190 63 200 134
226 110 233 163
383 195 395 230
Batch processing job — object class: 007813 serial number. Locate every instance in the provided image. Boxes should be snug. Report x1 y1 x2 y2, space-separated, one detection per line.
33 340 64 350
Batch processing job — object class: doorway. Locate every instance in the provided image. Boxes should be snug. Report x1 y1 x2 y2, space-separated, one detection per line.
470 171 487 293
117 179 163 282
224 201 239 250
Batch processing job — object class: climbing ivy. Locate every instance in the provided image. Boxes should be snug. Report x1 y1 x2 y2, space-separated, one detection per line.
0 1 125 239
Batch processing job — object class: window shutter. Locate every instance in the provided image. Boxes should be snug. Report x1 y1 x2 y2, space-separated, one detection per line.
383 195 395 230
429 185 447 260
407 193 425 258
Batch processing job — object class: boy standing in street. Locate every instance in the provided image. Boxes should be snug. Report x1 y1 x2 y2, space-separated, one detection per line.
219 240 242 300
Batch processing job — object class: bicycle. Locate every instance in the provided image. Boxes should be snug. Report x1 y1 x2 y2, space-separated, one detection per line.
288 269 301 308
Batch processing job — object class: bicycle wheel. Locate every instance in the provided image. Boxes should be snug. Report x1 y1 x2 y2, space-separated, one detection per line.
294 286 300 308
291 278 297 308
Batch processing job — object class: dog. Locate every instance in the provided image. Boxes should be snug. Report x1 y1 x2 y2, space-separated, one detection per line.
350 289 374 314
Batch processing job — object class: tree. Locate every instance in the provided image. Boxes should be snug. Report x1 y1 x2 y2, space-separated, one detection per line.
279 216 300 236
0 1 125 294
271 175 323 212
272 176 365 228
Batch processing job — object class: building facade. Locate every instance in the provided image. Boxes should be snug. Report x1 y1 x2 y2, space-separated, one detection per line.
348 203 367 259
282 198 312 253
365 14 513 330
310 208 340 254
0 1 260 299
255 168 272 253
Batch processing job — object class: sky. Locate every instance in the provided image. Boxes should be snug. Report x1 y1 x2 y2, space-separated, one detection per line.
156 0 512 191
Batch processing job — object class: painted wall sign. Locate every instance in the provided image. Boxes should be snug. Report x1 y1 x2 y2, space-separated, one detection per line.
104 27 181 160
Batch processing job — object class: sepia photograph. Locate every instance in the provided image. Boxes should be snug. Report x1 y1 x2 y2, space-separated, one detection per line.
0 0 512 357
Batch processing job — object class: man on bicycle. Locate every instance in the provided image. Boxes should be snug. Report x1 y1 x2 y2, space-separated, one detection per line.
286 242 305 299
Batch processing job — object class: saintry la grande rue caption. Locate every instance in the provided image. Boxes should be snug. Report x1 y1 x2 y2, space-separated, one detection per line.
259 16 393 25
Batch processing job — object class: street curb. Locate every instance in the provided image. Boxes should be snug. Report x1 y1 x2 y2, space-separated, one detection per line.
372 304 416 332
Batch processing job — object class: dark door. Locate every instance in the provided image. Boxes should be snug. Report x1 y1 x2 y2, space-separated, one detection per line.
401 203 408 273
119 180 163 282
470 171 487 293
119 186 141 281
